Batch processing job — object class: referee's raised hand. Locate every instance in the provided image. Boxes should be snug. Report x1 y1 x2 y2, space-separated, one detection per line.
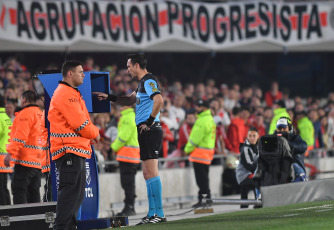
92 92 108 101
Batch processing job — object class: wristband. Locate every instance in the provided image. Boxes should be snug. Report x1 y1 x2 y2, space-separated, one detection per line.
107 94 117 102
146 115 155 127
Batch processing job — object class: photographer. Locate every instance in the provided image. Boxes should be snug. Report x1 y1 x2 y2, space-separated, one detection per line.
274 117 308 182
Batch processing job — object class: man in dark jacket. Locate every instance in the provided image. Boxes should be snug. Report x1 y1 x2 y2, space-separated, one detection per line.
275 117 308 182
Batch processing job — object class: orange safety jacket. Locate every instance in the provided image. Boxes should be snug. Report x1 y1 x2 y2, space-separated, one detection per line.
41 111 50 173
189 148 215 165
48 82 99 161
0 107 13 173
6 105 43 169
184 109 216 165
111 108 140 164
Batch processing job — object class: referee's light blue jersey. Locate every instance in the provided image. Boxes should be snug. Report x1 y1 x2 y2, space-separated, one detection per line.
135 74 161 125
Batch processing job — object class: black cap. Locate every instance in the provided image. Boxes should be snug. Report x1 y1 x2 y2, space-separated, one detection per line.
274 99 285 108
196 99 209 108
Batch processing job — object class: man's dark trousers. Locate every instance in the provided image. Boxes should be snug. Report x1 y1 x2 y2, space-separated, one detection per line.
193 162 211 202
54 153 86 230
119 161 138 206
11 164 41 204
0 173 11 205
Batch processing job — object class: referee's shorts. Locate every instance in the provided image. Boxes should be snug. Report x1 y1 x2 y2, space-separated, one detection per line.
137 122 163 161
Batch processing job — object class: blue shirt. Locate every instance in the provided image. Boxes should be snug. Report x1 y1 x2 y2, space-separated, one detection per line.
135 74 161 125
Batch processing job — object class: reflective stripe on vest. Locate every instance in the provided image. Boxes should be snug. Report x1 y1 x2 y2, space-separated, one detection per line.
189 147 214 165
0 166 13 171
50 133 81 138
116 146 140 163
75 120 89 132
13 138 25 144
42 165 50 173
0 152 7 155
51 146 91 158
12 139 44 151
24 144 44 150
12 158 41 167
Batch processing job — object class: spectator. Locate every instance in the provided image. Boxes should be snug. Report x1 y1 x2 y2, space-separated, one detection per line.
215 95 231 127
268 100 290 134
227 107 247 154
169 93 186 128
210 98 230 128
232 83 241 99
252 113 266 137
296 110 315 156
224 88 238 112
282 88 295 110
308 109 324 148
160 99 178 132
5 100 16 122
320 115 329 149
177 111 196 151
165 110 196 169
94 141 106 173
327 109 334 150
240 107 251 138
263 106 273 134
183 83 195 99
83 57 94 71
160 110 175 158
195 83 206 100
238 87 252 108
220 83 229 99
265 81 282 107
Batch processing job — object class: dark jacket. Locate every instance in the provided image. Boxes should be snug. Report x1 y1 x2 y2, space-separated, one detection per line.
288 131 307 172
236 139 259 184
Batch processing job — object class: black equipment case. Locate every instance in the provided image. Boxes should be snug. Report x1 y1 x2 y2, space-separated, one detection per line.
0 202 56 230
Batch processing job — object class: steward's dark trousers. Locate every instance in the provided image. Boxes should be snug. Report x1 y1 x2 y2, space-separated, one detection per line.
0 173 11 205
119 161 139 206
12 164 41 204
193 162 211 201
54 154 86 230
240 177 256 208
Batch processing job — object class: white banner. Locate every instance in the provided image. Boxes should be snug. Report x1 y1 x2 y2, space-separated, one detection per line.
0 0 334 51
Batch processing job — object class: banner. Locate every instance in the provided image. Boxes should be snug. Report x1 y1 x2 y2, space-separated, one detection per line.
0 0 334 50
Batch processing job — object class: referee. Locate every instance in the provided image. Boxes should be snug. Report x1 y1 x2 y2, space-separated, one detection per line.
93 53 166 225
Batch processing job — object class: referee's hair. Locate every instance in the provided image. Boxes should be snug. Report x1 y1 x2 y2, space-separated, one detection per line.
127 53 147 69
62 60 83 77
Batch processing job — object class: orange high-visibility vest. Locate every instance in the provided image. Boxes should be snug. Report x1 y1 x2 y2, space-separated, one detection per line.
189 147 215 165
41 111 50 173
7 105 43 169
48 82 99 161
185 109 216 165
116 146 140 163
112 108 140 164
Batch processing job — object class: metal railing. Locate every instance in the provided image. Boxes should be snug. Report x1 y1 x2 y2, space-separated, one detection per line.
96 148 334 174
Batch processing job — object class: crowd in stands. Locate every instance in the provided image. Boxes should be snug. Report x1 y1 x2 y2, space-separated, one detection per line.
1 56 334 173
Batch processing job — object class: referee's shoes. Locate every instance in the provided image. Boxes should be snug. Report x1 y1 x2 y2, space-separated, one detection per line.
136 215 167 225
